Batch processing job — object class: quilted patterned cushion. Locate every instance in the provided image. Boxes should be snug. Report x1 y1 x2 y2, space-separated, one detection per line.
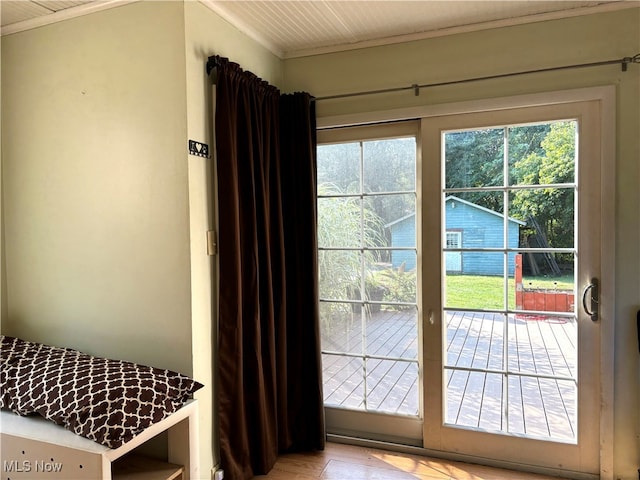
0 335 203 448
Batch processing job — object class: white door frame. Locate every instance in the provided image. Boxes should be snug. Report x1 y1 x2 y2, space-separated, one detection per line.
317 86 615 479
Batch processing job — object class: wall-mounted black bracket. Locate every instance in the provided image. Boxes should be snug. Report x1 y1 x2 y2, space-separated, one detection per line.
622 53 640 71
189 140 210 158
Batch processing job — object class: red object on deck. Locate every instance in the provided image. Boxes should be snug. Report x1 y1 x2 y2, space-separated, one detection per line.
514 254 574 318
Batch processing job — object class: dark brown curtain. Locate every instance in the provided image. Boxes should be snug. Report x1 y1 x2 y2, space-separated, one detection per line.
212 56 325 480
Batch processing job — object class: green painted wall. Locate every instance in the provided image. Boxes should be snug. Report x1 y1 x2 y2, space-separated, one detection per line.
1 1 283 476
1 1 191 370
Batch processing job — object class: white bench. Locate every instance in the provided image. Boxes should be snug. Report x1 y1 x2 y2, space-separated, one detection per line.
0 400 199 480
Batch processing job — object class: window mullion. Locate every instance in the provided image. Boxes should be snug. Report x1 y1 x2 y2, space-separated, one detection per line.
359 141 368 410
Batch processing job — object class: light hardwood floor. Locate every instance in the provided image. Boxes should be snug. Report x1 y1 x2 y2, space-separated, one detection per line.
255 441 569 480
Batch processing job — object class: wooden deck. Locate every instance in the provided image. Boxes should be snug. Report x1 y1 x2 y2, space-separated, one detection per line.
321 309 577 442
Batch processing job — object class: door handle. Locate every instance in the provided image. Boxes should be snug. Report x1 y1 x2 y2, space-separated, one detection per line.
582 278 599 322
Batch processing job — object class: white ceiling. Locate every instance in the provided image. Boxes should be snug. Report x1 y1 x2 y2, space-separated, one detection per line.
1 1 93 26
1 0 637 58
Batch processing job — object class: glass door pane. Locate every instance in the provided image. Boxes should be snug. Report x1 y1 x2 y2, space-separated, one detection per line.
442 121 578 443
317 122 421 443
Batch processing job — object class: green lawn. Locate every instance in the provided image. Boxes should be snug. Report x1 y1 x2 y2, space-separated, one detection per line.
445 275 574 310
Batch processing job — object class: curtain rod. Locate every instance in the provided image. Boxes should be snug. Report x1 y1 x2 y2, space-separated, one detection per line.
314 53 640 101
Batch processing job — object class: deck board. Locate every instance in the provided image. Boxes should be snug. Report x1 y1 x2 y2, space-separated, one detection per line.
446 369 467 424
322 309 577 442
479 373 503 430
457 371 485 427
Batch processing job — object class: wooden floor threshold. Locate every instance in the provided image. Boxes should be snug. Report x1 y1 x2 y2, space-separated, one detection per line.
255 440 571 480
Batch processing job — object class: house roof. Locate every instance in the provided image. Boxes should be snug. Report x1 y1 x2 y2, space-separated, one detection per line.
385 195 527 229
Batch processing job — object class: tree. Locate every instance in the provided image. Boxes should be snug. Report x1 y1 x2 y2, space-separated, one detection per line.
445 129 503 186
444 125 551 212
316 184 384 310
511 121 576 249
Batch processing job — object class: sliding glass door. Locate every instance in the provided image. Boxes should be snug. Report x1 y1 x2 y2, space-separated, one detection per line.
422 100 603 474
317 93 609 477
317 121 422 444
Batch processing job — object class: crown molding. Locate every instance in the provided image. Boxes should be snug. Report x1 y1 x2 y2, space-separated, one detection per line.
282 2 640 59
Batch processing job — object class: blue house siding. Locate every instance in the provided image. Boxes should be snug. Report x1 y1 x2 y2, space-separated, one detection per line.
389 216 416 270
446 198 521 276
387 197 524 276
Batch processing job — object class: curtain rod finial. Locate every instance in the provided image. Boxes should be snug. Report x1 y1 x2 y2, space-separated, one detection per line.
206 56 219 75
